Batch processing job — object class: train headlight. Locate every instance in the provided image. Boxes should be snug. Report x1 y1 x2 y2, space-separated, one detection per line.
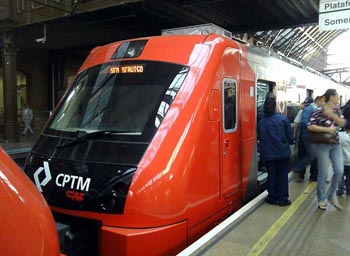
111 40 148 59
92 168 135 213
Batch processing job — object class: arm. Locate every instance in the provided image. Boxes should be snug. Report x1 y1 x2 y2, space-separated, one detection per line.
307 106 338 134
293 110 302 137
323 104 350 128
283 117 295 144
308 124 337 134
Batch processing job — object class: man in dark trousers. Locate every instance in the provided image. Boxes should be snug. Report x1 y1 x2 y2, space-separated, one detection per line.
293 96 322 182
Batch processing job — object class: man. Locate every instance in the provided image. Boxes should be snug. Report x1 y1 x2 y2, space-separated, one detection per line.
293 96 322 182
21 104 34 135
293 102 304 137
258 97 294 206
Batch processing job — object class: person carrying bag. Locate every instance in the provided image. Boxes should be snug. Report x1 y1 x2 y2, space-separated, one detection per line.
308 89 350 210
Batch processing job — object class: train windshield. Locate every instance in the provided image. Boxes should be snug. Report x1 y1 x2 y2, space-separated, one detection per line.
48 60 189 141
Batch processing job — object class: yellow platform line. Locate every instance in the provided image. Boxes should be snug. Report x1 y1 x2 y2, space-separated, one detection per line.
247 182 317 256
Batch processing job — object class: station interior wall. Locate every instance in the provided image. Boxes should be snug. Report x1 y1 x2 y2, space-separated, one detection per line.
0 49 89 133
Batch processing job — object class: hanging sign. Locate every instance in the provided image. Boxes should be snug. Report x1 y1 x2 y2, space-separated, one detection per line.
319 0 350 31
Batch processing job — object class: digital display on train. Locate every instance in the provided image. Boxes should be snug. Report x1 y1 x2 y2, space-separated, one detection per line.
110 65 144 74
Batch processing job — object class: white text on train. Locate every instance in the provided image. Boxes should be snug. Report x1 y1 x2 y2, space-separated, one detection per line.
55 174 91 192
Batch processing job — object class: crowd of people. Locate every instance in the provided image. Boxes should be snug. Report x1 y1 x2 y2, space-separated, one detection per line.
258 89 350 210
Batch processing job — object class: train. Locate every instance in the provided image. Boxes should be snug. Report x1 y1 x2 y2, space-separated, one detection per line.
0 147 60 255
23 25 348 255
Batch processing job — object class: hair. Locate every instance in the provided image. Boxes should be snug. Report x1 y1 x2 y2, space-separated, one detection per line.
322 89 337 103
264 97 276 116
265 92 276 100
343 107 350 121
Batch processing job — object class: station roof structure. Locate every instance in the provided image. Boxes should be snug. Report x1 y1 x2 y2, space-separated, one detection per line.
5 0 350 84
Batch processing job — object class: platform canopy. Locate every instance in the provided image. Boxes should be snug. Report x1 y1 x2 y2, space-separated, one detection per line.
5 0 350 84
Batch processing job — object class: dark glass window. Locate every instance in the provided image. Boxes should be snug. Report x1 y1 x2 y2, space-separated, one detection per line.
47 60 189 142
223 79 237 131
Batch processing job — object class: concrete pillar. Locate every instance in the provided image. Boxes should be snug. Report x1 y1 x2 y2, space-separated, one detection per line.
2 31 19 142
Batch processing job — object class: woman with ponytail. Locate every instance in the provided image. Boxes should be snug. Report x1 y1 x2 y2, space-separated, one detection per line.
308 89 350 210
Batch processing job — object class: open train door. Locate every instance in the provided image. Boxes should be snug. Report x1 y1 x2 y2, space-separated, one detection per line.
220 77 241 199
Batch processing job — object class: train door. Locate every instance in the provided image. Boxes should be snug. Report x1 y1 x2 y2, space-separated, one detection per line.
256 80 275 183
221 78 240 198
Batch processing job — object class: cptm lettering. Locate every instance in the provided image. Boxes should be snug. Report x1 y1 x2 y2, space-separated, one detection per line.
56 174 91 192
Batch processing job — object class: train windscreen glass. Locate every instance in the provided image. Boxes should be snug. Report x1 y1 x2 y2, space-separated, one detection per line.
48 60 189 141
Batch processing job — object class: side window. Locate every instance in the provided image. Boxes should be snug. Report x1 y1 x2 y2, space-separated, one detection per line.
223 78 237 132
257 80 275 123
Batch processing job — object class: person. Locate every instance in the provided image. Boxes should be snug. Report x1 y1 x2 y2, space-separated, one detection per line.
293 101 307 180
337 107 350 196
308 89 350 210
341 99 350 112
292 96 322 182
258 97 295 206
21 104 34 135
257 92 276 172
257 92 276 124
293 102 304 137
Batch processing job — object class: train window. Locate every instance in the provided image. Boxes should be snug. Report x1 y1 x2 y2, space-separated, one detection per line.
223 78 237 132
47 60 189 142
286 103 300 123
256 80 275 122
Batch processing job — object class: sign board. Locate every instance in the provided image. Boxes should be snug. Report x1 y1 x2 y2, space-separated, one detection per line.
319 0 350 31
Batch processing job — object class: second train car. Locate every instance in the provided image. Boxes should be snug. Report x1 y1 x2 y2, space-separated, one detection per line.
24 25 348 255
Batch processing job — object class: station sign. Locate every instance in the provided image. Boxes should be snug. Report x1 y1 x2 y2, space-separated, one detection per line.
319 0 350 31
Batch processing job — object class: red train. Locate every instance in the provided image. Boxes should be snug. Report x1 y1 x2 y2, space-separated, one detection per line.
23 25 348 255
0 147 60 255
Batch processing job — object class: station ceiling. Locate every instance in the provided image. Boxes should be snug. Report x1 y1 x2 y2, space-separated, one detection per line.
12 0 349 83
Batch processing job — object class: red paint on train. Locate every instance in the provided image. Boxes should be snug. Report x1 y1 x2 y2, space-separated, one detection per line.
23 32 346 255
0 147 61 255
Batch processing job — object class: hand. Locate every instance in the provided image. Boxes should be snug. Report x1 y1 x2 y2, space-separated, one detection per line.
327 126 337 134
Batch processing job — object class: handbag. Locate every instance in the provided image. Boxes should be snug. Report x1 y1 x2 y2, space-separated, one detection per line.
308 131 335 144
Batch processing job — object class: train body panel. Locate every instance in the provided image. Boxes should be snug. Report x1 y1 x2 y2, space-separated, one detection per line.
23 31 348 255
0 148 60 256
247 46 349 110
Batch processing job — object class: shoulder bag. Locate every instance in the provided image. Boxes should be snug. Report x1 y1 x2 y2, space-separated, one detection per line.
308 131 335 144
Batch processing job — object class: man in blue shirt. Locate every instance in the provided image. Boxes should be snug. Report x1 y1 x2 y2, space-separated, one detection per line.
293 96 322 182
258 97 295 206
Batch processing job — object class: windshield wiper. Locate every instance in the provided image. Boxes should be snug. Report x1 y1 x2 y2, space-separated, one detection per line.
55 130 120 148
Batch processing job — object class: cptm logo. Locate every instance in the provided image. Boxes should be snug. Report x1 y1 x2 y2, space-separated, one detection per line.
34 161 52 192
33 161 92 202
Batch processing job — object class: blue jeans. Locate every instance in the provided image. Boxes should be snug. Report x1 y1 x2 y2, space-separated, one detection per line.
313 143 344 202
293 138 318 179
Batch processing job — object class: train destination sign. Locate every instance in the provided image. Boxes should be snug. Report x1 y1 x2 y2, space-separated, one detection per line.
110 65 144 74
319 0 350 31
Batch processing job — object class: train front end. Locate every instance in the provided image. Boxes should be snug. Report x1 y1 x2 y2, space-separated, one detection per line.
24 35 231 255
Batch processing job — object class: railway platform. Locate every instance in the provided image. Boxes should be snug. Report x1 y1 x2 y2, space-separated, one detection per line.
179 171 350 256
0 131 39 165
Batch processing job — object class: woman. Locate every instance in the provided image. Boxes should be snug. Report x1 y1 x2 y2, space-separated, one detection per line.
258 97 294 206
308 89 350 210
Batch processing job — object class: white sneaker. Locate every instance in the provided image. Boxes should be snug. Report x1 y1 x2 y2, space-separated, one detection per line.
318 201 327 210
328 197 343 210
